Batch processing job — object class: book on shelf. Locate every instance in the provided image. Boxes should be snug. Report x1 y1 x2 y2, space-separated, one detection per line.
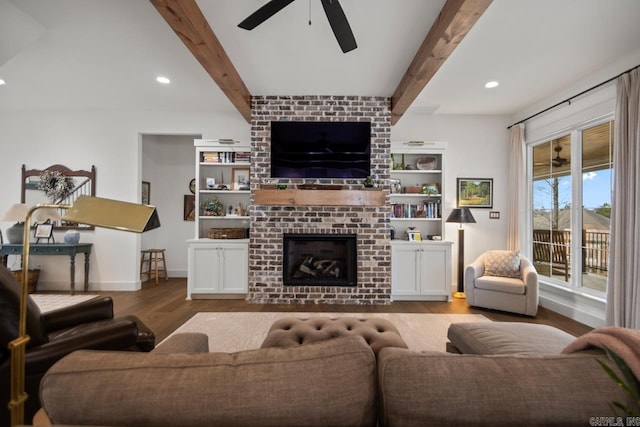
201 151 251 164
391 201 441 219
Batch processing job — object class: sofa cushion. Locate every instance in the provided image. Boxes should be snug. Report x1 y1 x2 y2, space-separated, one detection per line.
41 335 378 427
447 322 577 355
475 276 525 295
377 348 630 427
484 250 521 278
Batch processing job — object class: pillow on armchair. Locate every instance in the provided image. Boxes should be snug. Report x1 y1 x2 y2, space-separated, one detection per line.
484 250 521 278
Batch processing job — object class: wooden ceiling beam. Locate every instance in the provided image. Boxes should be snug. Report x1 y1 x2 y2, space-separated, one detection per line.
149 0 252 123
390 0 492 125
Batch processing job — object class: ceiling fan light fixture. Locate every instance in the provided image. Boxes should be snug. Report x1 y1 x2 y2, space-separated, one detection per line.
238 0 357 53
156 76 171 84
484 81 499 89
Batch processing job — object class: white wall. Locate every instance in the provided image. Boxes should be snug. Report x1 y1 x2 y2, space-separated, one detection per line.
0 110 249 291
392 113 512 290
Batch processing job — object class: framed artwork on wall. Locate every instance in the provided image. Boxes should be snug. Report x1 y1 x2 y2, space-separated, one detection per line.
457 178 493 208
142 181 151 205
183 195 195 221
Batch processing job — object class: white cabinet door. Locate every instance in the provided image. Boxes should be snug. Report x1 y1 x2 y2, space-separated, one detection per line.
188 243 219 296
391 244 421 297
219 243 248 293
418 245 451 299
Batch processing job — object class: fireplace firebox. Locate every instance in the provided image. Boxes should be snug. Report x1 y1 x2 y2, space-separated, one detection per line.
283 234 357 286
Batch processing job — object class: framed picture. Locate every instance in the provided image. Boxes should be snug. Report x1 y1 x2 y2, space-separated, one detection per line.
407 230 422 241
457 178 493 208
231 167 250 190
390 179 401 194
183 195 196 221
142 181 151 205
34 222 54 243
422 183 440 195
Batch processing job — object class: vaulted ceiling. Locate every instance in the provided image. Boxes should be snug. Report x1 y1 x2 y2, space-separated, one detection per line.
149 0 491 124
1 0 640 125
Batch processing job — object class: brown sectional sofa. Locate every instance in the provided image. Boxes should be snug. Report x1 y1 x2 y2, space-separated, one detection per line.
35 322 634 427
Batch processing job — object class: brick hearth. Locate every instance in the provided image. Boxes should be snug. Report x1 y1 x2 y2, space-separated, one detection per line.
248 95 391 304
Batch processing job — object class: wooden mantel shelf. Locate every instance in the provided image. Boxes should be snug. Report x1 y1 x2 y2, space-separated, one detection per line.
254 189 386 206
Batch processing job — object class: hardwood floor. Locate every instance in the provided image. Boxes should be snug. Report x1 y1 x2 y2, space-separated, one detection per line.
99 278 593 343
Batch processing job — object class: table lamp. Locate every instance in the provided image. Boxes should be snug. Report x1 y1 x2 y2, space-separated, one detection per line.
1 204 30 244
32 207 61 224
446 207 476 299
8 195 160 426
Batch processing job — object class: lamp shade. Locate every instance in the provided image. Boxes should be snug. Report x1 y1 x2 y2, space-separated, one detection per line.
446 207 476 224
1 203 30 222
33 207 61 223
62 196 160 232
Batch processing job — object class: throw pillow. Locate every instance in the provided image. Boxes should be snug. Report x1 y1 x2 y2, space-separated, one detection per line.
484 250 521 278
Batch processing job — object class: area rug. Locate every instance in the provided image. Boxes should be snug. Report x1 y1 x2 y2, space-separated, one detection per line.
167 312 490 352
31 294 99 313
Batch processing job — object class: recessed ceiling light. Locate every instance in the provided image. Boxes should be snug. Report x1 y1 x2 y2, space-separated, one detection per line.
0 79 5 85
484 81 499 89
156 76 170 84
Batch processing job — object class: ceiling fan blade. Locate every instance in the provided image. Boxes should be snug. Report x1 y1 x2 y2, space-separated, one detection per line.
238 0 295 30
320 0 357 53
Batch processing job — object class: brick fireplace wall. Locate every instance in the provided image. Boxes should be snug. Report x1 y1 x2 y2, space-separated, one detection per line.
248 95 391 304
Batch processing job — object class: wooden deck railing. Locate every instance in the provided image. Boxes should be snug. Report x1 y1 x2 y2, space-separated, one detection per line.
532 229 610 279
582 230 609 273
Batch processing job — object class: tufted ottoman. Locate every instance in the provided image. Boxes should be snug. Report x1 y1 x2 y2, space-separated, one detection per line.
261 317 408 355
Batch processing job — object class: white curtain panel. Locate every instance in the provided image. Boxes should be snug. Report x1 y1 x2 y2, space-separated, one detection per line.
607 68 640 328
507 123 525 251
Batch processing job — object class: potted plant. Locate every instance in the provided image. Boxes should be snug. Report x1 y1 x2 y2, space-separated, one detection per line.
598 346 640 416
200 198 223 216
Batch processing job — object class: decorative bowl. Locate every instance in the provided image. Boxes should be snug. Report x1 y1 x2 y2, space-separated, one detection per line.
416 157 438 170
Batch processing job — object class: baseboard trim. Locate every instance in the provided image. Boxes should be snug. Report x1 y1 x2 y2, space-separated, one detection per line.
36 281 142 292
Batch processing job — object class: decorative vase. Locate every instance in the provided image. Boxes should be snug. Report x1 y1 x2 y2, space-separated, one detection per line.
6 223 24 244
64 230 80 244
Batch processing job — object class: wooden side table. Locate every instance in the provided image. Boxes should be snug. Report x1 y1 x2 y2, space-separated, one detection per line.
0 243 93 294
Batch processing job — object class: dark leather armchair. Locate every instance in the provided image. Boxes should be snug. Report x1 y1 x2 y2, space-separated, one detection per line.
0 264 155 427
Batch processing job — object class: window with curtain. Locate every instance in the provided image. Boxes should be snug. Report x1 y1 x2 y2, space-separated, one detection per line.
529 119 613 294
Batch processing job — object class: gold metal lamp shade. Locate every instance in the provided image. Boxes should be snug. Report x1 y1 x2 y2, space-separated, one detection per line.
9 196 160 426
63 196 160 232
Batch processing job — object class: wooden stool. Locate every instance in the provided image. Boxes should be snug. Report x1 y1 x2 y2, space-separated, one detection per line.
140 249 168 285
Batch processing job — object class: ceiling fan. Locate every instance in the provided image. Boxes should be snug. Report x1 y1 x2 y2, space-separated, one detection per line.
534 141 570 168
238 0 358 53
551 142 569 167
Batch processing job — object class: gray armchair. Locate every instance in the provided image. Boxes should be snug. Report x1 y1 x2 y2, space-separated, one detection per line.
464 251 539 316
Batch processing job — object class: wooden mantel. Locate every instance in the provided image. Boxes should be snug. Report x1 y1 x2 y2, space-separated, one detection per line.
254 189 386 207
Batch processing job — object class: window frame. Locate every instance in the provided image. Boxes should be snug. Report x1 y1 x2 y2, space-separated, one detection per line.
526 113 613 297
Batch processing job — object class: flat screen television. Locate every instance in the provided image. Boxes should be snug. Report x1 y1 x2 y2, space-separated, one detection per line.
270 121 371 179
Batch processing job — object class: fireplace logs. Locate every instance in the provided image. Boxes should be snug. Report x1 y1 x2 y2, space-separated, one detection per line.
293 257 341 280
